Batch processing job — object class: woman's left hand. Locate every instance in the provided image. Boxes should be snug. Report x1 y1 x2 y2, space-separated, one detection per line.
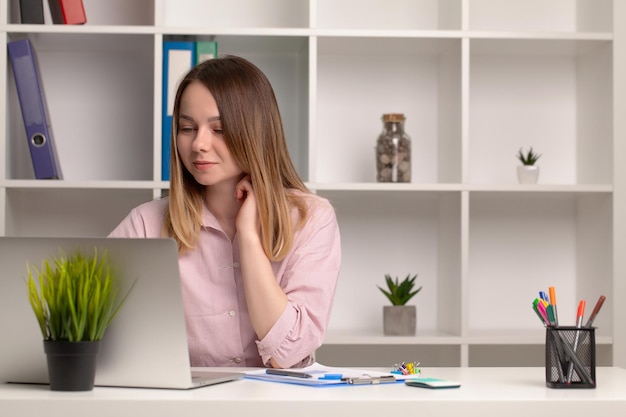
235 175 261 240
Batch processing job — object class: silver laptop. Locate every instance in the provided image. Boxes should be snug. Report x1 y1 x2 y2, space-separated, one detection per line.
0 236 242 389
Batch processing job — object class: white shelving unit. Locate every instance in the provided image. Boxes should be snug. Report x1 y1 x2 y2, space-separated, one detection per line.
1 0 624 367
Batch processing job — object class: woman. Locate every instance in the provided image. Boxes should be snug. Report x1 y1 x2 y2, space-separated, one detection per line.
109 55 341 368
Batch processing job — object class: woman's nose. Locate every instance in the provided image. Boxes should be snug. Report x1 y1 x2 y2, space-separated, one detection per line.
192 127 212 152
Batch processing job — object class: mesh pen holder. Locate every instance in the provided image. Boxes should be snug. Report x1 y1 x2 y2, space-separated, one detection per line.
545 326 596 389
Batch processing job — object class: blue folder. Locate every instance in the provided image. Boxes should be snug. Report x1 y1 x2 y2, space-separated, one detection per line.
8 38 62 180
162 41 195 181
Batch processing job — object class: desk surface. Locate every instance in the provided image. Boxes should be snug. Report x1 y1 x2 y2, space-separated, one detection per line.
2 367 626 417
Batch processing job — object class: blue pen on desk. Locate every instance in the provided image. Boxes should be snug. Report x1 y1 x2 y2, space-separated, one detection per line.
318 374 343 380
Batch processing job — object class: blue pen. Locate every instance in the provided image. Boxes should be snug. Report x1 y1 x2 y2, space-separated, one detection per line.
539 291 549 304
318 373 343 380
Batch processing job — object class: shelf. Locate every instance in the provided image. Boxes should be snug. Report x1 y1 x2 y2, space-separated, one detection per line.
4 188 153 237
0 180 162 189
1 0 622 368
324 329 462 345
160 0 308 29
323 329 613 345
311 183 612 193
7 0 155 26
468 0 612 33
5 32 154 181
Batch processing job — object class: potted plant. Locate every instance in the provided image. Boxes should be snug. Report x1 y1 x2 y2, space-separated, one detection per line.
26 247 132 391
378 274 422 336
516 146 542 184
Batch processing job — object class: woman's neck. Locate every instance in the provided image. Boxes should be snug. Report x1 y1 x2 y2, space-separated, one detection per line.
203 181 241 240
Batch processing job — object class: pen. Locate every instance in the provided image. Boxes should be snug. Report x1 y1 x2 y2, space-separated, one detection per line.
266 369 313 378
555 330 594 385
546 304 556 327
546 304 566 383
539 291 549 304
533 300 550 325
566 299 586 383
585 295 606 327
548 287 559 326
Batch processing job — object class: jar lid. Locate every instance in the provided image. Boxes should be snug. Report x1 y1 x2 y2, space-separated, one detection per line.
382 113 405 122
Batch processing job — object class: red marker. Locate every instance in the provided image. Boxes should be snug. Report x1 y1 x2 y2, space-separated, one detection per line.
585 295 606 327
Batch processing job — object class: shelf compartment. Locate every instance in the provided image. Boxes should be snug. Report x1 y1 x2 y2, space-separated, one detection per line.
469 38 612 185
160 0 308 29
5 32 154 181
469 344 612 367
8 0 155 26
324 329 462 344
160 33 309 180
184 34 309 181
315 0 461 31
315 36 461 184
468 0 612 33
317 344 461 367
317 190 462 337
5 188 153 236
467 192 612 334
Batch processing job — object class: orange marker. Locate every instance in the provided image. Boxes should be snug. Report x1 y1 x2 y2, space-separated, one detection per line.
548 286 559 326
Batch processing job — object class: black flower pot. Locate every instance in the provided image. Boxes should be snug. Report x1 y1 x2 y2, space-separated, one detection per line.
43 340 101 391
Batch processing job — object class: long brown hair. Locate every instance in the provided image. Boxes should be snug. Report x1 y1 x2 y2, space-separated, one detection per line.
164 55 309 261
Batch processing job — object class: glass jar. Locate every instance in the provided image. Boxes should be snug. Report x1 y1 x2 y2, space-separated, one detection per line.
376 113 411 182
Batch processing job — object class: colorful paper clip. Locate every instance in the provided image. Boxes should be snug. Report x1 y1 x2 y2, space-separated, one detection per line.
391 361 421 375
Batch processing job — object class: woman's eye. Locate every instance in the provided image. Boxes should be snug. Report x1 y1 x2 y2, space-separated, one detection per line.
179 126 195 133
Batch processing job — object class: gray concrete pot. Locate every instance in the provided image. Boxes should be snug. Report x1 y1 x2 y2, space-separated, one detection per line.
383 305 416 336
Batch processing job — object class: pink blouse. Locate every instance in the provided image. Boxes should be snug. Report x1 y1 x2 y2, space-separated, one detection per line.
108 194 341 368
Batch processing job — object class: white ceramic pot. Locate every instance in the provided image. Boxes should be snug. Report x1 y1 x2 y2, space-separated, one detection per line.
517 165 539 184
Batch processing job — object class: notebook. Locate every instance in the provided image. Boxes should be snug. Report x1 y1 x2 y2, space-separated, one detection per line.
0 236 242 389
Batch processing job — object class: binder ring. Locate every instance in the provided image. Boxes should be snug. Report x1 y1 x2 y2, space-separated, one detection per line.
31 134 46 148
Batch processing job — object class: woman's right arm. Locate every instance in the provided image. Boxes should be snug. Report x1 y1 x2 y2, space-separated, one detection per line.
108 199 168 238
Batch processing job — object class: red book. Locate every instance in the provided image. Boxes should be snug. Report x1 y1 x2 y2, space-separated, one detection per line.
48 0 86 25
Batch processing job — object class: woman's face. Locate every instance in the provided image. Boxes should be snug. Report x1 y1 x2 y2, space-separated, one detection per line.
176 81 243 187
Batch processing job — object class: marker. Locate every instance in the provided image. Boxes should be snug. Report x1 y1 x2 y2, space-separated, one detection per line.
539 291 549 304
566 300 586 383
266 369 312 378
585 295 606 327
534 299 549 325
548 287 559 326
546 304 556 327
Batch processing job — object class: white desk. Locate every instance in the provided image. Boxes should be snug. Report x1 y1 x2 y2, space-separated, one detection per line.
2 367 626 417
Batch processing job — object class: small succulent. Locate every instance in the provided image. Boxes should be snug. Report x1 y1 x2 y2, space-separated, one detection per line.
517 147 542 166
378 274 422 306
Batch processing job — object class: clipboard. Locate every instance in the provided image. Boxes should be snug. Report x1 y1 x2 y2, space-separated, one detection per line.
244 363 413 387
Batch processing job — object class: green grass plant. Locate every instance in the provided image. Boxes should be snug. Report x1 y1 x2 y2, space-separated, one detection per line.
26 248 131 342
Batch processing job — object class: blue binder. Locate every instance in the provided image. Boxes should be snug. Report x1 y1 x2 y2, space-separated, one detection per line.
162 41 195 181
8 39 62 180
